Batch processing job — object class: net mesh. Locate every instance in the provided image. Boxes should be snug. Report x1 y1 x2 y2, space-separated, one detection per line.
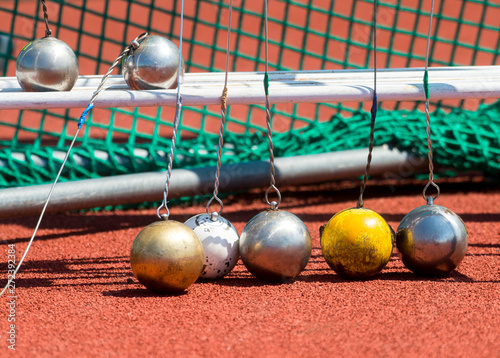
0 0 499 190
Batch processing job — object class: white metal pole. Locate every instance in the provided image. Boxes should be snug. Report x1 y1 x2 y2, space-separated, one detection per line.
0 66 498 110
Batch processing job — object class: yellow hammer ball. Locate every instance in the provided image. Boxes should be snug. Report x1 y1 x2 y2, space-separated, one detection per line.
321 207 393 278
130 219 204 294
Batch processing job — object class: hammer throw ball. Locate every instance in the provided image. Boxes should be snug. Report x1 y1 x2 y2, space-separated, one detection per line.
239 209 311 282
184 213 239 280
130 220 204 294
396 204 468 276
16 36 78 92
321 207 393 278
122 35 185 90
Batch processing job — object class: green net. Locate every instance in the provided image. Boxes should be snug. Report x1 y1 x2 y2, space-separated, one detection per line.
0 0 499 191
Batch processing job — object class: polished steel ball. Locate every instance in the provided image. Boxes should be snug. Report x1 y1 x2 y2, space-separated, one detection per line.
396 204 468 276
184 212 239 280
239 209 311 282
321 207 393 278
122 35 184 90
130 219 204 294
16 37 78 92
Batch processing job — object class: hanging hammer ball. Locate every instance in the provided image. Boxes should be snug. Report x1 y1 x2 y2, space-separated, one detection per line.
396 202 468 276
122 35 185 90
16 36 78 92
321 207 393 278
130 219 204 294
239 209 312 282
184 212 240 280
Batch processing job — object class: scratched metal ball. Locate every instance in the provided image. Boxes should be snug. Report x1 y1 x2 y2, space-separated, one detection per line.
130 219 204 294
321 207 394 278
396 204 468 276
239 209 312 282
184 213 239 280
16 37 78 92
122 35 184 90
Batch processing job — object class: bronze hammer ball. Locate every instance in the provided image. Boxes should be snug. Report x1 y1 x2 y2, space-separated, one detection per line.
130 219 204 294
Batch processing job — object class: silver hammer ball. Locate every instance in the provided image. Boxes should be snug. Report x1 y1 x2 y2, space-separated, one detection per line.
396 204 468 276
239 209 312 282
16 37 79 92
122 35 185 90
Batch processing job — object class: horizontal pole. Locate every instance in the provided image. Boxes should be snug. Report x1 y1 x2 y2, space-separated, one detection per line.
0 66 498 110
0 146 427 219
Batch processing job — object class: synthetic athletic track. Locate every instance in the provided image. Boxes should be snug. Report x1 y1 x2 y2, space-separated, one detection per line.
0 177 498 357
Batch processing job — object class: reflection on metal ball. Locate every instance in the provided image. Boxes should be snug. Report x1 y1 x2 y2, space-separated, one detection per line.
130 219 204 294
321 207 393 278
396 204 468 276
239 209 311 282
16 36 78 92
122 35 184 90
184 213 239 280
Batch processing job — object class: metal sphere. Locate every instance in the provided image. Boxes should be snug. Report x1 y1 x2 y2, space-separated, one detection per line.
122 35 185 90
239 209 312 282
396 204 468 276
16 36 78 92
184 213 240 280
130 219 204 294
321 207 393 278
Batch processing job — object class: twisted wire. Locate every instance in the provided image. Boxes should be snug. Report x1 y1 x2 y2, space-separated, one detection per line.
157 98 182 219
0 128 81 298
213 88 228 199
207 89 227 214
206 0 233 215
40 0 52 37
357 0 378 208
263 0 281 209
89 33 147 107
422 0 440 202
157 0 185 219
265 96 276 189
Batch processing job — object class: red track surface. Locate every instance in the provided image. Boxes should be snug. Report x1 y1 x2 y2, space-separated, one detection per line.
0 177 498 357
